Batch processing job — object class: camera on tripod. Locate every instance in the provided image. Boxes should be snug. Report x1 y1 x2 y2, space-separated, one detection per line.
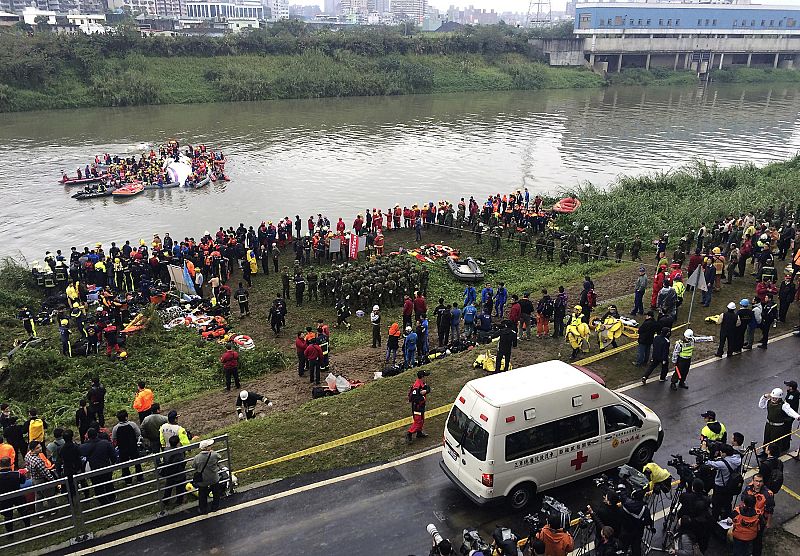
667 453 696 487
593 464 649 496
523 495 572 534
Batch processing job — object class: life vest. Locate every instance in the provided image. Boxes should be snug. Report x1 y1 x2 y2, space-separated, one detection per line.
28 418 45 443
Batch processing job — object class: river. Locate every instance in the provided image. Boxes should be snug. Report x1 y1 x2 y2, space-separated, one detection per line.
2 83 800 260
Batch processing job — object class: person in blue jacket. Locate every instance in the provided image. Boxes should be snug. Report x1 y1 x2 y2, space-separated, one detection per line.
494 282 508 318
463 303 478 339
403 326 418 368
463 285 477 308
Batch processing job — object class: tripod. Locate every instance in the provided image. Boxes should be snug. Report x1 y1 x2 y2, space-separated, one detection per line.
570 515 595 556
732 441 759 509
646 481 686 553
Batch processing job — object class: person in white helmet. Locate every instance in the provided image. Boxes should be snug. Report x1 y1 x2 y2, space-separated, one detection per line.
758 388 800 455
370 305 381 348
670 329 695 390
236 390 272 421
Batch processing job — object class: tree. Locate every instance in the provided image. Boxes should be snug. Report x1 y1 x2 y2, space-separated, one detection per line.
34 15 51 33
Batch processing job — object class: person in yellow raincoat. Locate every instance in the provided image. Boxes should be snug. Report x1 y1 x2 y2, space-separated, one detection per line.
597 305 623 351
246 249 259 275
565 305 590 360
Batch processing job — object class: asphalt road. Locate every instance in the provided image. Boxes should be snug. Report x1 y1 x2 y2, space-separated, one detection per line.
69 335 800 556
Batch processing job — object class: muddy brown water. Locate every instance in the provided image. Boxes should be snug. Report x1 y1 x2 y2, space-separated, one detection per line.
3 83 800 260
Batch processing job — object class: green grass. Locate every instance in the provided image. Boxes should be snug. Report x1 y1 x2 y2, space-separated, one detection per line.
712 67 800 84
558 158 800 243
608 68 697 87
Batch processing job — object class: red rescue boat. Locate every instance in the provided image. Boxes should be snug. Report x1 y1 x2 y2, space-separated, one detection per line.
111 182 144 197
552 197 581 214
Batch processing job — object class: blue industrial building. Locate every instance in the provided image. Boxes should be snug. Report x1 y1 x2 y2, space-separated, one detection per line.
546 3 800 72
574 3 800 35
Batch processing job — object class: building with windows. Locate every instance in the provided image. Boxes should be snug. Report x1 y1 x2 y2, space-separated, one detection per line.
185 0 262 18
268 0 288 20
391 0 424 23
565 3 800 72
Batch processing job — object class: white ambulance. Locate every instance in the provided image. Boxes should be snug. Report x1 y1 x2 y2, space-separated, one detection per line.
440 360 663 510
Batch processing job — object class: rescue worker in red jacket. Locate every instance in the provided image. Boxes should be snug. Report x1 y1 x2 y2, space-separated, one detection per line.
406 370 431 444
219 343 240 391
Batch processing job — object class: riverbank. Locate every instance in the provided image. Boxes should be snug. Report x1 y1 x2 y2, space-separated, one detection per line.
4 48 800 112
2 155 798 484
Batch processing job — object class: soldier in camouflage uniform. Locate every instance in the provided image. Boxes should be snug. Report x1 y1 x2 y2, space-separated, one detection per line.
519 227 531 256
580 242 591 264
545 233 555 262
490 226 503 253
307 269 318 301
534 235 546 260
614 240 625 263
630 236 642 261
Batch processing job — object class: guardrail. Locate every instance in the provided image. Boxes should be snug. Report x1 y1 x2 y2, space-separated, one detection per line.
0 434 232 551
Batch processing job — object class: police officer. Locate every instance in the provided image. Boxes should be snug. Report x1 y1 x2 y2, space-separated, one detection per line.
235 282 249 317
700 410 727 444
294 272 306 307
670 329 694 391
17 307 36 338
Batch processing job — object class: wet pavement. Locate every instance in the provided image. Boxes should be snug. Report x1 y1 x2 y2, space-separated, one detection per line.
66 335 800 555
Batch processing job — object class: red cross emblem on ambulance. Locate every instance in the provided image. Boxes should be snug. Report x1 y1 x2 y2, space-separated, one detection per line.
570 451 588 471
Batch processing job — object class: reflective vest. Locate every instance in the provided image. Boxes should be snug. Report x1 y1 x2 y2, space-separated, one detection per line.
679 340 694 359
674 281 685 299
701 421 727 442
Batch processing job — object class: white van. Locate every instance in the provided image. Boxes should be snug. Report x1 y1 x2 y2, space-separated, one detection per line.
440 360 663 510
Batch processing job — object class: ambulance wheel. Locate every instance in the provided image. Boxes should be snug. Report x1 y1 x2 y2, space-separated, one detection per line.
628 441 656 469
508 482 538 511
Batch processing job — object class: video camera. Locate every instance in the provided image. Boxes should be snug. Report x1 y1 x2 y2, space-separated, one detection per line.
523 495 572 535
667 454 693 488
594 464 649 496
688 446 711 465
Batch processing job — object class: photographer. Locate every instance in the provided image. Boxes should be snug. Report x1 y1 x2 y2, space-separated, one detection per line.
643 461 672 494
677 479 712 552
535 512 574 556
428 539 453 556
670 516 702 556
587 490 623 548
619 488 653 556
703 443 742 521
596 526 621 556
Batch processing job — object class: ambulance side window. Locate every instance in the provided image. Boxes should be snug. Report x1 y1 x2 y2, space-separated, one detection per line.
603 405 638 433
556 410 599 446
505 422 556 462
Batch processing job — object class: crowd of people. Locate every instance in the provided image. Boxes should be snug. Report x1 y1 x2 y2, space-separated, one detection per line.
7 178 800 546
62 141 227 193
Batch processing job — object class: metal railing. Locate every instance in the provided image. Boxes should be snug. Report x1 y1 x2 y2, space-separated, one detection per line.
0 434 232 551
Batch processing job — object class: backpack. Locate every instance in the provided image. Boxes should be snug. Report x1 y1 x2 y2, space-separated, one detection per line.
587 289 597 308
722 458 744 494
540 297 554 318
762 457 784 493
731 512 760 542
28 418 44 442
